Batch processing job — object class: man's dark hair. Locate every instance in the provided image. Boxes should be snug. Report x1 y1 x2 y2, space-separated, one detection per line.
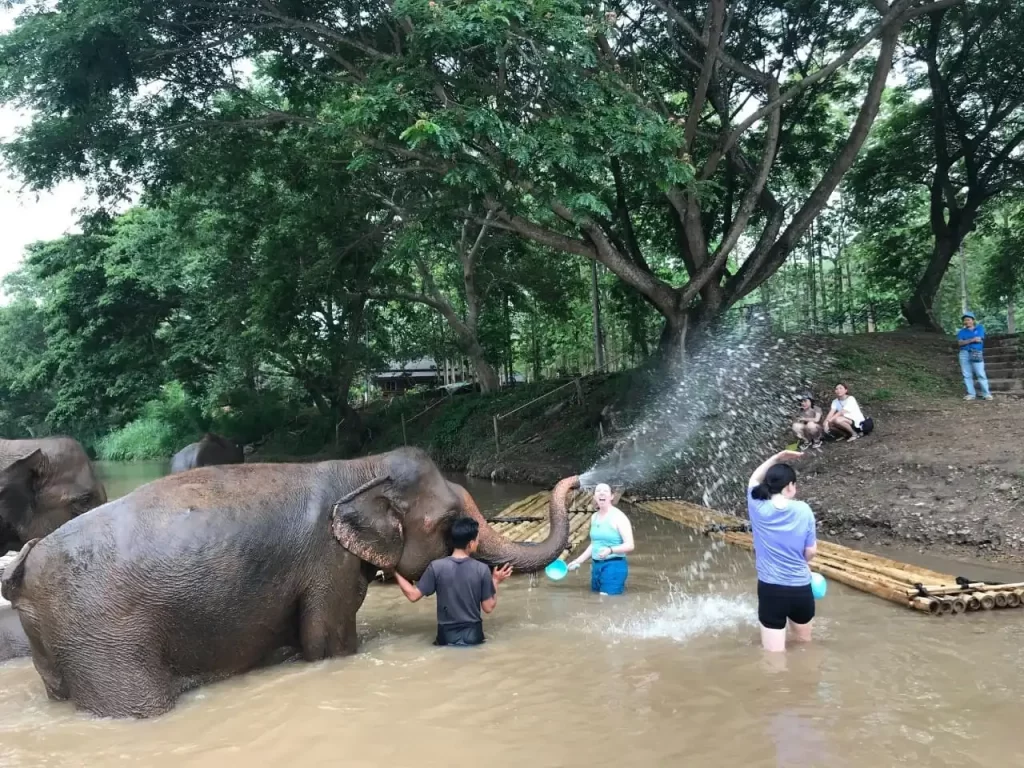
451 517 481 550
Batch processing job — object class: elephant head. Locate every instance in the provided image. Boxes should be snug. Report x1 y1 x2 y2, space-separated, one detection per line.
0 450 52 543
329 447 578 579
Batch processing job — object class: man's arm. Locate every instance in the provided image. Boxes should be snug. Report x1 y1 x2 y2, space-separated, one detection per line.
481 563 512 614
396 562 435 604
394 572 424 603
394 572 424 602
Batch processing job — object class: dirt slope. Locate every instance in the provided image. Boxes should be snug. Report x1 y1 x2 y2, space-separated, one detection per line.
794 361 1024 564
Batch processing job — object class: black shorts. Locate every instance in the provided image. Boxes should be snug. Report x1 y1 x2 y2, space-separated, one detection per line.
757 580 815 630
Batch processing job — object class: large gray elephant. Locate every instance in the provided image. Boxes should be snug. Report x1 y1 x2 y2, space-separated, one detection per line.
0 437 108 555
169 432 244 474
1 447 576 719
0 605 30 663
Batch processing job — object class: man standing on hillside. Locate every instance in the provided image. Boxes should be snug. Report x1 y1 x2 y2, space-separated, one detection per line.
957 311 993 401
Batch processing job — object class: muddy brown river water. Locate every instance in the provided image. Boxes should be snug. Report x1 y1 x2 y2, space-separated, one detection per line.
2 463 1024 767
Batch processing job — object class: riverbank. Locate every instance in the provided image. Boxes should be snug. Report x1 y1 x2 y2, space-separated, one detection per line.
258 330 1024 563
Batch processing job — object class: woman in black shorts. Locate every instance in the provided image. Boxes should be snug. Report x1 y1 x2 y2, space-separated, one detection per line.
746 450 818 652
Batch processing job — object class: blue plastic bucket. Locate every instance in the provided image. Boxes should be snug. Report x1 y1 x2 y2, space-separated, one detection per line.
545 560 569 581
811 572 827 600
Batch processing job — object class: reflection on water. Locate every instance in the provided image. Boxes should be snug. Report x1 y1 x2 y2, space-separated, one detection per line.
94 460 169 500
3 466 1023 766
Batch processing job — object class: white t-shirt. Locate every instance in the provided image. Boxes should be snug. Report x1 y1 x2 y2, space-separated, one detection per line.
830 396 865 427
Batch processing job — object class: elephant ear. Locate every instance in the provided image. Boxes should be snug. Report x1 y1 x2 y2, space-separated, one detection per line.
7 450 49 492
329 476 404 570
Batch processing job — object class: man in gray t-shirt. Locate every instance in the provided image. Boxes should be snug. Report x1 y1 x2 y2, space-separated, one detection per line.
394 517 513 646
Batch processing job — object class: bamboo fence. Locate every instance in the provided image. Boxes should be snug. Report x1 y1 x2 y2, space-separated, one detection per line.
632 498 1024 616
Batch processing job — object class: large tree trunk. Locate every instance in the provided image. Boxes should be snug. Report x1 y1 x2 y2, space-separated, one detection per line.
903 231 962 331
467 345 500 393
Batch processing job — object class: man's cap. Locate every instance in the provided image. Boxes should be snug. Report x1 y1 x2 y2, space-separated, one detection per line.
963 311 976 320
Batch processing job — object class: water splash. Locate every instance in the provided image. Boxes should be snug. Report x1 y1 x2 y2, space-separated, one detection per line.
580 315 826 506
599 594 757 643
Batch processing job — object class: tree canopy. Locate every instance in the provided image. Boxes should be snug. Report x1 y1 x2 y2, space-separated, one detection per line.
1 0 1021 457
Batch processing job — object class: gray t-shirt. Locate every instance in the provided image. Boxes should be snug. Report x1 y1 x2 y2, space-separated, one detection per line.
416 556 495 627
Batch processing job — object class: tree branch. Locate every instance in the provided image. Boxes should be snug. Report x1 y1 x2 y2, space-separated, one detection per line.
725 27 902 302
684 80 782 305
682 0 726 151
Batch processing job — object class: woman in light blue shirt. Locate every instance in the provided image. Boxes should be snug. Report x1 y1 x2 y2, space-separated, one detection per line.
747 450 818 652
568 483 634 594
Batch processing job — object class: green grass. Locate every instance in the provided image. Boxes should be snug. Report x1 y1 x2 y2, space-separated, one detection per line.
96 417 177 460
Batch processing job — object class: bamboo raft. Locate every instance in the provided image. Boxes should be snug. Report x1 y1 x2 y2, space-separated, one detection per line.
486 488 619 562
633 498 1024 616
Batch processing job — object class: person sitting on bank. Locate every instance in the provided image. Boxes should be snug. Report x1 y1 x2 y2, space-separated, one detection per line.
567 483 635 595
823 383 868 442
792 394 823 450
393 517 513 647
957 311 993 401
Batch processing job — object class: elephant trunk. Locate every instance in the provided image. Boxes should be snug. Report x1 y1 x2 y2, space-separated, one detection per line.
461 476 579 573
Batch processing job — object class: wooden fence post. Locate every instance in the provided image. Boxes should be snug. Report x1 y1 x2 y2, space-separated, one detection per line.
574 378 584 405
493 415 500 455
401 413 407 446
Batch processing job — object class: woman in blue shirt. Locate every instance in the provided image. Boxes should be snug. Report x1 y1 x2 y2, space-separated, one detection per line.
747 450 818 652
568 483 634 594
957 311 993 401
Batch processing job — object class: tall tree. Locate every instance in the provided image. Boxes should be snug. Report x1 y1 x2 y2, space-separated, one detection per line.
849 0 1024 330
0 0 958 356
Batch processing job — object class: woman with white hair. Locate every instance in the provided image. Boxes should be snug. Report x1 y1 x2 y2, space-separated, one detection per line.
567 483 635 595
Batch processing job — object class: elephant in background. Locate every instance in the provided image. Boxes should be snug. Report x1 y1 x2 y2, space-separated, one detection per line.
0 437 108 555
0 605 29 663
169 433 244 474
1 446 576 719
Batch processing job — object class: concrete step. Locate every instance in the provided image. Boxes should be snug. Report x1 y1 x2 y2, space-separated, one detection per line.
985 363 1024 377
975 351 1020 362
987 378 1024 393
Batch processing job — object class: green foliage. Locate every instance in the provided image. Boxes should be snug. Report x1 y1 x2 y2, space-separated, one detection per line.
95 419 177 462
95 382 204 460
0 0 1018 466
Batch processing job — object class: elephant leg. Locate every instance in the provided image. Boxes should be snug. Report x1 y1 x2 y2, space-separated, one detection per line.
299 569 370 661
299 591 360 661
64 644 177 718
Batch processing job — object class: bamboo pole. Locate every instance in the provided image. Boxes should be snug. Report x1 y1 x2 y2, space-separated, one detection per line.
814 544 952 584
995 592 1009 608
811 551 940 586
943 596 967 615
512 520 546 542
812 562 914 607
978 592 996 610
964 593 981 611
911 597 940 614
910 581 1024 596
1006 591 1020 608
